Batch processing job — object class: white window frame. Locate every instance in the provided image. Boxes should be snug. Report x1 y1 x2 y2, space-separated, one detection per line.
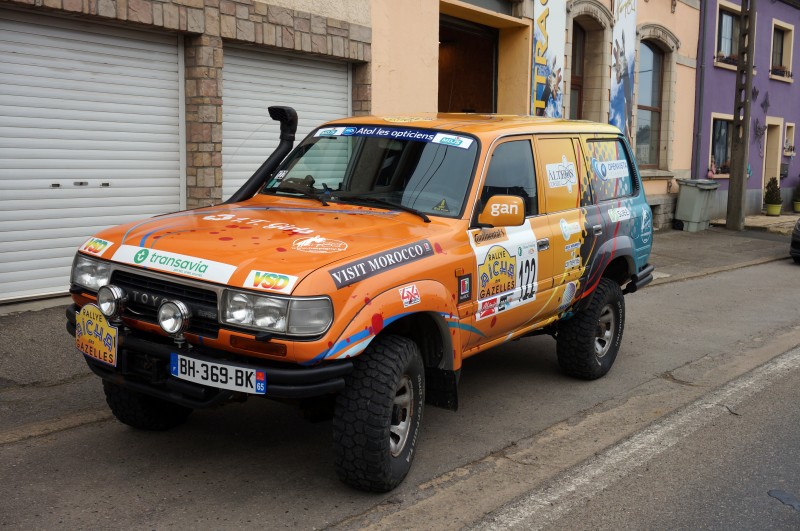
769 18 794 83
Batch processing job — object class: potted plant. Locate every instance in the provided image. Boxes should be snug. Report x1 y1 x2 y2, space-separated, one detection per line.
764 176 782 216
793 181 800 213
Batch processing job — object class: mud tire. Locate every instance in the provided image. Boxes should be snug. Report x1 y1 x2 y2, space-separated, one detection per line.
103 381 192 431
333 335 425 492
556 277 625 380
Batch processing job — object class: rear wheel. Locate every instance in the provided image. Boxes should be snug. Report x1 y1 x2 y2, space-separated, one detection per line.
556 278 625 380
103 381 192 431
332 335 425 492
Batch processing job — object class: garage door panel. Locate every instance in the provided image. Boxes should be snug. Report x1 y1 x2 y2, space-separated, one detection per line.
222 48 350 198
0 11 181 301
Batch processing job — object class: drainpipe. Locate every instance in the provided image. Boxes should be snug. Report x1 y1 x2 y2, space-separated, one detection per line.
692 0 708 180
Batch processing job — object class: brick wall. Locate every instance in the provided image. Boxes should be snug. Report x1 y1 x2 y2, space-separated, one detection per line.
1 0 372 208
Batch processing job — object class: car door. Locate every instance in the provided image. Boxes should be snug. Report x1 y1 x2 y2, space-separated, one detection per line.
465 137 554 347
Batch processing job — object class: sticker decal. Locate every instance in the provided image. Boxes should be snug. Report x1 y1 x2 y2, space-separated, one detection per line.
433 199 450 212
478 297 498 319
591 158 630 181
80 237 114 257
399 285 421 307
472 228 508 246
245 270 298 294
112 245 236 283
565 257 581 269
383 116 434 123
328 240 434 289
202 214 314 235
558 282 577 311
565 242 581 252
312 126 474 150
608 207 632 222
274 170 288 181
560 219 581 241
641 207 652 244
457 274 472 303
546 155 578 192
292 235 348 253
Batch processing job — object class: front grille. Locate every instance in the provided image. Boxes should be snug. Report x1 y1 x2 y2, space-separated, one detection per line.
110 270 220 338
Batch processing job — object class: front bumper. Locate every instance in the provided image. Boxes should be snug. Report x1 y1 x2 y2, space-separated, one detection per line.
66 304 352 409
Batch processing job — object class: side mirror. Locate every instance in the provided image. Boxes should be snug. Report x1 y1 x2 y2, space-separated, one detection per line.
477 195 525 227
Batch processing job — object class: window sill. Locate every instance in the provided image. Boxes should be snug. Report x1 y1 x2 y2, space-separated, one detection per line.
714 60 757 75
708 174 730 180
769 73 794 83
639 169 674 180
785 150 796 157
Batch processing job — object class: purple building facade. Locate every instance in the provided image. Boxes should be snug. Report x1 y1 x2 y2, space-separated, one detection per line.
694 0 800 217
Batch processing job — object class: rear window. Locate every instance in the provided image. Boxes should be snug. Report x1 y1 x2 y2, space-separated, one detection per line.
585 139 635 202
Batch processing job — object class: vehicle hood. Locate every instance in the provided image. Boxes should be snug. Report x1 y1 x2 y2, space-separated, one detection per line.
86 199 449 293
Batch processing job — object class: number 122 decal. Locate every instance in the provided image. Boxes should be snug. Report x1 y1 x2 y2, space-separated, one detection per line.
518 257 537 302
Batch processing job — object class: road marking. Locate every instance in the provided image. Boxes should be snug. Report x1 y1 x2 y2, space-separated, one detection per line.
479 346 800 530
0 409 112 445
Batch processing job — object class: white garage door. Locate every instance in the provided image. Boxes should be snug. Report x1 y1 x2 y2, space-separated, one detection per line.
0 11 183 302
222 47 350 198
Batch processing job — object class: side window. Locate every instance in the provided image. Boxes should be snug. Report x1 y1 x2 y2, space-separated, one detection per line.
585 138 634 202
536 137 580 213
481 140 537 216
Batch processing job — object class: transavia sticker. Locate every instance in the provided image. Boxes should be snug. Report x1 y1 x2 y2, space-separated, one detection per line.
245 270 298 294
608 207 632 222
433 199 450 212
560 219 581 241
457 274 472 303
112 245 237 283
546 155 578 192
80 237 114 257
591 158 630 181
399 284 421 307
329 240 434 289
292 235 348 253
312 126 474 150
472 228 508 246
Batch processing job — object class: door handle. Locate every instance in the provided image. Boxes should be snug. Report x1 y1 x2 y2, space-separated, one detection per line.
593 224 603 236
537 238 550 251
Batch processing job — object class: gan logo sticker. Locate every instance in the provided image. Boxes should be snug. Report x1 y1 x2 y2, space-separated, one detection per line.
560 219 581 241
246 270 298 294
608 207 632 222
399 284 421 307
80 237 113 257
546 155 578 192
292 235 348 253
329 240 434 289
113 245 237 283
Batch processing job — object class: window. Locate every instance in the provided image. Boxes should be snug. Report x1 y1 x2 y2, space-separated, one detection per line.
717 8 739 64
482 140 537 216
635 42 663 168
711 117 733 175
785 123 796 156
569 23 586 120
770 20 794 79
585 139 634 202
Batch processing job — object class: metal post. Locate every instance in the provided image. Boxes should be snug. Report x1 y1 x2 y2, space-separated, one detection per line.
726 0 756 230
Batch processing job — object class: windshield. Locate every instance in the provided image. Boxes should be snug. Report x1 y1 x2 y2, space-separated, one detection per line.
260 126 479 218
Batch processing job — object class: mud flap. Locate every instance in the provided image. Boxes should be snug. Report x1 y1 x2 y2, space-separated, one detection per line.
425 367 459 411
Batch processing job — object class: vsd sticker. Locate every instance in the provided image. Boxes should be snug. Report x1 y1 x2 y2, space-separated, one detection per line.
246 270 299 294
80 237 114 257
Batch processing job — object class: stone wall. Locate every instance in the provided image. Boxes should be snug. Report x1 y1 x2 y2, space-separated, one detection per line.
0 0 372 207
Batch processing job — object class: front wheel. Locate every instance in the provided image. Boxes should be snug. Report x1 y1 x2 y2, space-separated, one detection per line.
556 277 625 380
332 335 425 492
103 381 192 431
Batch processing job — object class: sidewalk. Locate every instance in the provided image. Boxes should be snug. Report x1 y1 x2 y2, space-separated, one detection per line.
710 212 800 236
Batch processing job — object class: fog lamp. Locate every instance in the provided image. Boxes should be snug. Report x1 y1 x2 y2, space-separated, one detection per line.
97 285 127 321
157 300 192 336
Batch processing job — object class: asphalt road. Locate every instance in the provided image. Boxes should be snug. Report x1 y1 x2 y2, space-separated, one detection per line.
1 243 799 528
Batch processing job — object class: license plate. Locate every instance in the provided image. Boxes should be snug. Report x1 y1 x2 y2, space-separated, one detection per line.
170 353 267 395
76 304 118 367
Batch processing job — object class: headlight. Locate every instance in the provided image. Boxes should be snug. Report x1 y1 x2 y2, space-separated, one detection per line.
71 254 111 292
222 290 332 336
158 300 191 335
97 285 126 321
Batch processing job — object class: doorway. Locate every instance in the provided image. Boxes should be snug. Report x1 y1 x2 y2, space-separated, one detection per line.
438 15 498 113
761 119 783 202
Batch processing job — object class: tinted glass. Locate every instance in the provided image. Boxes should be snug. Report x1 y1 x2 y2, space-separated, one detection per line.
586 139 634 201
482 140 537 216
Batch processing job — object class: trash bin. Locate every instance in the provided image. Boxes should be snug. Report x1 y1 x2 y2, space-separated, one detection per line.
674 178 720 232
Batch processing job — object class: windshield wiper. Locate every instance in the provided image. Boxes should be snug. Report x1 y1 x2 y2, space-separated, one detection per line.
262 187 328 206
337 195 430 223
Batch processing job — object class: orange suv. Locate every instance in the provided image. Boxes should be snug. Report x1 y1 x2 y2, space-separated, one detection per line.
68 108 653 491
